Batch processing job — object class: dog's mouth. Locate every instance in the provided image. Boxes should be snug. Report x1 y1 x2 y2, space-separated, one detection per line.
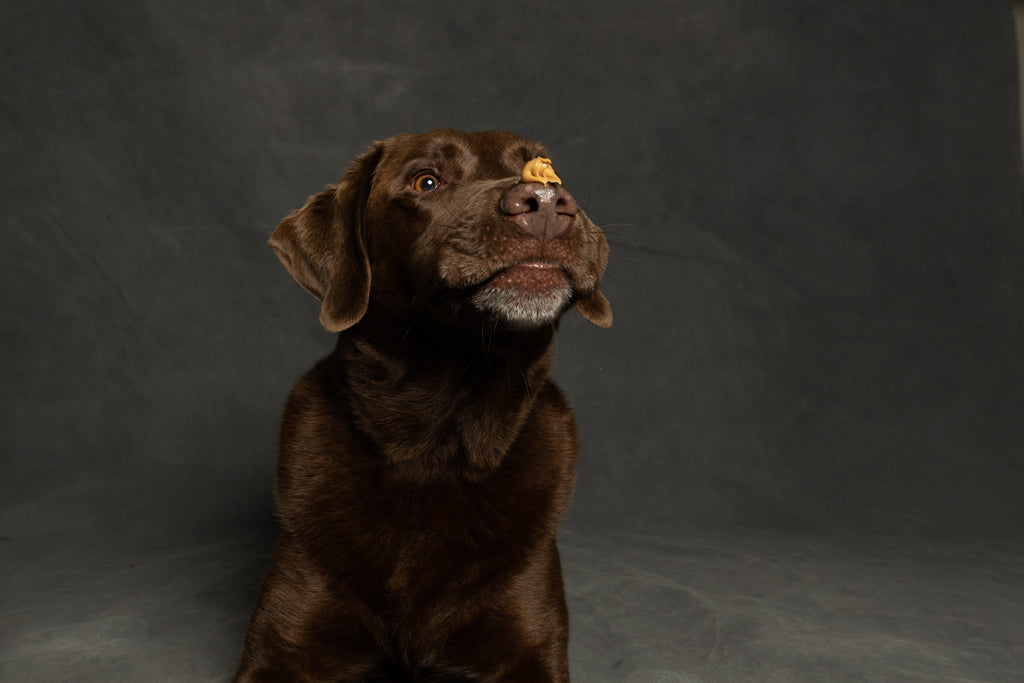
469 260 574 328
486 261 570 292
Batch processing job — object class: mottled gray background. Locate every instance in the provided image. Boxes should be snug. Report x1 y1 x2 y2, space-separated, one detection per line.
3 1 1023 681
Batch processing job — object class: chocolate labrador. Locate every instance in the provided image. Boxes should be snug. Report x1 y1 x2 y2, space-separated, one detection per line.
233 129 611 682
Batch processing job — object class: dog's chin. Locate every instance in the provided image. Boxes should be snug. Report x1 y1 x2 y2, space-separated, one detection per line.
470 263 573 329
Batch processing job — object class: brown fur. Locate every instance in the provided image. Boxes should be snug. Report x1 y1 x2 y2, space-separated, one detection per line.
233 129 611 682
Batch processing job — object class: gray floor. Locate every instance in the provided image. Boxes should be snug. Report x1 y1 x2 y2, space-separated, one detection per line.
3 523 1021 682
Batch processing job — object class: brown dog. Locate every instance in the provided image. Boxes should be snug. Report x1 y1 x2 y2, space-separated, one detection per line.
233 129 611 682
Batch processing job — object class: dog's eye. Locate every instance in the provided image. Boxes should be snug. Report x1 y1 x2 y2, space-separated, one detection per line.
411 172 440 193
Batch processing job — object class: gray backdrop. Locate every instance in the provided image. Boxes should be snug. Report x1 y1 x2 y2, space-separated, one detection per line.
4 0 1020 543
3 3 1024 679
4 1 1019 683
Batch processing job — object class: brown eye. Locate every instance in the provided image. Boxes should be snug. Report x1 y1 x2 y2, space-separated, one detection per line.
412 172 440 192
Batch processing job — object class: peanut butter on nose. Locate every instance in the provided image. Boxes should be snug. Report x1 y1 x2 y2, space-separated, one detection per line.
521 157 562 185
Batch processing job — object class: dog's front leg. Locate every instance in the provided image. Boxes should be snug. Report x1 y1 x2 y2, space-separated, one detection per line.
438 541 571 683
232 535 384 683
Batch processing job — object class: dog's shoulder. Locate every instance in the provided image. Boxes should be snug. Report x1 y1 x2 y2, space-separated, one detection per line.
278 354 350 446
527 379 577 447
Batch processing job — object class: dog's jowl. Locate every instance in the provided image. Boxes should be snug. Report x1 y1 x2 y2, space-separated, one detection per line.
233 129 611 683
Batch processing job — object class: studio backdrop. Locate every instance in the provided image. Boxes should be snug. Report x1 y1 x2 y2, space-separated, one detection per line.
2 0 1022 554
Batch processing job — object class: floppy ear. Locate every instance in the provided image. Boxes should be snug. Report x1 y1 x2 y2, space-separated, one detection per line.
269 143 384 332
575 225 613 327
576 289 613 327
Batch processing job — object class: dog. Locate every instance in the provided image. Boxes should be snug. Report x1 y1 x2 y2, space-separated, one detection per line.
233 129 611 682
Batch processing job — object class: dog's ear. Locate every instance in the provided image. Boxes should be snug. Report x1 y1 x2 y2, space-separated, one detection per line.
575 225 613 327
269 143 384 332
576 289 613 327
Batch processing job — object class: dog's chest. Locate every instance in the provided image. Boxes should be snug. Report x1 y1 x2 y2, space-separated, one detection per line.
376 438 563 563
279 359 576 604
299 451 566 629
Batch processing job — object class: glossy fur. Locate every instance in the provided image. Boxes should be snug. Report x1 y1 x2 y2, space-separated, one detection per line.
233 129 611 682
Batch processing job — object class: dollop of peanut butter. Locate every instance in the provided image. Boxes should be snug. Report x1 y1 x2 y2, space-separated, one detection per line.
521 157 562 185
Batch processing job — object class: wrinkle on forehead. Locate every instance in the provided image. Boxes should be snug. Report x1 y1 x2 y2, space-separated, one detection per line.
391 134 476 181
468 130 547 177
424 139 474 170
379 129 548 185
500 142 546 176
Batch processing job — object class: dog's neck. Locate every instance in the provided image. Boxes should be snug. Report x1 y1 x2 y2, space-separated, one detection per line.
332 319 557 481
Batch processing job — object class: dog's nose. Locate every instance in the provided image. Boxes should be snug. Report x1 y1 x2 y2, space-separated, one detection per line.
499 183 578 240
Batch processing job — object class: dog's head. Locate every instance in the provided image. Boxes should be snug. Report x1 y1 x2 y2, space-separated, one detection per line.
269 129 612 333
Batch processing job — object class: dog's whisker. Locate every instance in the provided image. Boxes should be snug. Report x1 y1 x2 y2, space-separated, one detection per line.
593 222 638 230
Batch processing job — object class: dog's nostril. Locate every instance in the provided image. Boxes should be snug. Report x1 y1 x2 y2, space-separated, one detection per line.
499 182 577 241
555 195 577 216
500 183 575 217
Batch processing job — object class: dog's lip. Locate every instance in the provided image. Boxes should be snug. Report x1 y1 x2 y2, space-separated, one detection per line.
507 260 563 271
481 260 571 292
442 259 574 292
489 260 570 281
